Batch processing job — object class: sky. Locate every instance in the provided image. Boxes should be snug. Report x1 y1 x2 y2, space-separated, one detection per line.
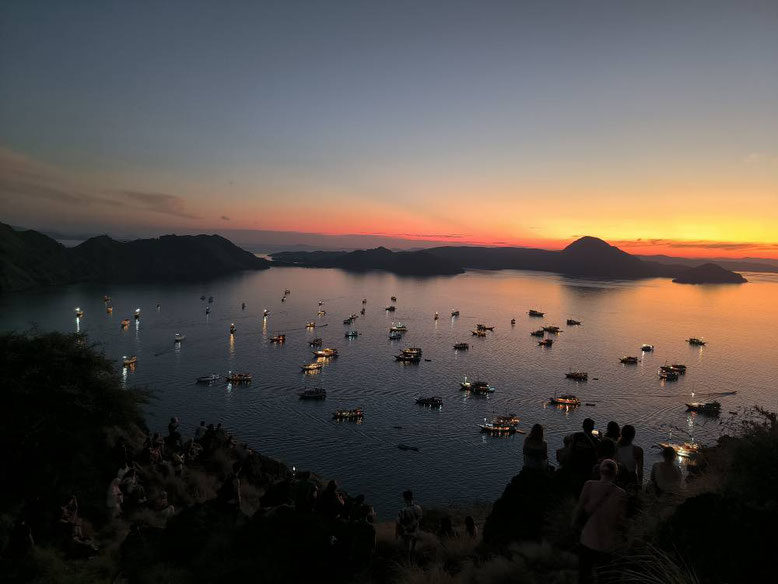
1 0 777 257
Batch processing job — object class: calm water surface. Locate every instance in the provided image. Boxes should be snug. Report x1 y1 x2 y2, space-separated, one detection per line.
4 268 778 517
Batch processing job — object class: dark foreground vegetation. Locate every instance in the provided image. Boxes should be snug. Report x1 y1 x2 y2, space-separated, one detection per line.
1 332 774 583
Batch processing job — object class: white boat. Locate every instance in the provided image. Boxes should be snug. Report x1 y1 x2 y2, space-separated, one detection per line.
174 333 185 342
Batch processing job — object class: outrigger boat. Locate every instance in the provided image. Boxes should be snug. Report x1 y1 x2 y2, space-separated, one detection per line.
174 333 186 343
538 338 554 347
309 338 323 346
453 342 469 350
345 330 359 339
313 348 338 358
686 401 721 414
567 319 582 326
301 362 323 372
122 355 137 366
543 325 561 334
390 322 408 332
225 372 252 383
548 394 581 407
270 334 286 343
451 310 460 317
641 344 654 352
565 371 588 381
333 408 363 420
299 387 326 400
196 374 219 384
687 337 706 346
530 329 545 337
416 396 443 407
528 309 544 317
460 377 495 393
620 356 639 364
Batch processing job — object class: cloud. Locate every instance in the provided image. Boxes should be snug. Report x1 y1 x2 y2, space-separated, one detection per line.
110 189 200 219
221 215 230 221
610 238 778 252
0 146 199 221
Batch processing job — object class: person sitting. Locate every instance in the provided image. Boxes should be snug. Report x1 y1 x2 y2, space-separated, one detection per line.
318 480 345 521
396 490 423 562
650 446 682 495
152 490 175 518
615 425 644 490
523 423 549 470
603 421 620 444
574 459 627 584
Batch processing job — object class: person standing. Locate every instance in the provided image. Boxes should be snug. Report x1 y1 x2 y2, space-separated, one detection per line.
650 446 682 495
396 490 423 562
615 425 644 490
523 424 549 470
574 459 627 584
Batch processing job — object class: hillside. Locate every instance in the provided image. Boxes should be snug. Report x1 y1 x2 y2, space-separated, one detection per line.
272 246 464 275
0 223 270 292
672 262 748 284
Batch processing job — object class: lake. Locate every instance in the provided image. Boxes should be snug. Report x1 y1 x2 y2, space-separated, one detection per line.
3 267 777 517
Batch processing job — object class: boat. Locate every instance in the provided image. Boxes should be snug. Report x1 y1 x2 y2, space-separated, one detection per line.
284 288 291 295
196 374 219 384
319 300 325 306
389 331 403 340
479 421 519 434
313 348 338 358
390 296 397 302
670 364 687 374
106 306 113 314
229 323 236 334
434 312 439 320
390 322 408 332
567 319 582 326
317 310 326 316
263 309 270 317
305 321 316 328
686 401 721 414
566 371 588 381
548 394 581 407
395 347 422 362
658 368 679 381
281 296 286 302
641 344 654 352
385 305 396 311
103 295 111 302
460 377 494 393
538 338 554 347
309 337 323 346
74 307 84 318
208 296 214 303
345 330 359 338
332 408 363 420
657 441 702 458
620 356 639 364
174 333 185 343
134 308 141 320
451 310 460 317
343 317 354 324
205 306 210 315
122 355 137 366
510 318 516 325
453 342 469 350
225 372 252 383
241 302 246 310
270 334 286 343
476 324 494 331
301 363 323 372
542 325 561 334
471 330 487 337
530 329 545 337
687 337 706 346
360 308 365 315
299 387 326 400
362 298 367 304
416 396 443 407
397 444 419 451
493 414 520 426
200 295 206 300
528 309 544 317
120 319 130 328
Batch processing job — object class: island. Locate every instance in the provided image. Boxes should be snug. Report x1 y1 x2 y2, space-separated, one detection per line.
672 262 748 284
0 222 270 292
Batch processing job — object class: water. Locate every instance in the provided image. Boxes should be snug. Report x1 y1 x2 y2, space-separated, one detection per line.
3 268 778 517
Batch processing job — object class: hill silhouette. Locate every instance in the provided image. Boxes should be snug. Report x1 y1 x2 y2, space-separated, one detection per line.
272 246 464 275
0 223 270 291
673 262 748 284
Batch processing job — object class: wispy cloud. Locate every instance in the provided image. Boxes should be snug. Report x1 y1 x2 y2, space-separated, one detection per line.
110 189 199 219
611 238 778 252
